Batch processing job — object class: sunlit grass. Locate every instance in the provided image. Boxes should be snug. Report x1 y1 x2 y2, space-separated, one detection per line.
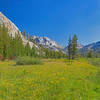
0 59 100 100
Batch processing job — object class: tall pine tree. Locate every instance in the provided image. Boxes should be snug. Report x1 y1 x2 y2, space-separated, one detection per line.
68 36 72 60
25 42 31 56
72 34 78 59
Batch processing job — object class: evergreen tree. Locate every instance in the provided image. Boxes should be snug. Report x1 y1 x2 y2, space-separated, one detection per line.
0 24 10 60
25 42 31 56
8 34 14 59
72 34 78 59
87 50 93 58
30 46 37 57
23 29 26 39
68 36 72 60
14 31 25 57
45 48 49 58
27 34 30 41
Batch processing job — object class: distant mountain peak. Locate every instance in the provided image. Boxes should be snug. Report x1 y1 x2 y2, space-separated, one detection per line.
79 41 100 54
77 43 84 49
32 36 64 51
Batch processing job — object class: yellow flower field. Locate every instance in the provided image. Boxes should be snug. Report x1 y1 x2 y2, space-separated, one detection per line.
0 59 100 100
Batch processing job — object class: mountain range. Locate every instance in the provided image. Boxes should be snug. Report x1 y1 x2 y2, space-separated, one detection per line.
32 36 64 51
0 11 100 54
79 41 100 54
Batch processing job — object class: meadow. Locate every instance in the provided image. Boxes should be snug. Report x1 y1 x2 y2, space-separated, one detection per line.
0 59 100 100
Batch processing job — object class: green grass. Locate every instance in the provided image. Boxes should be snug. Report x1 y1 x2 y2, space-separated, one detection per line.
88 58 100 67
0 59 100 100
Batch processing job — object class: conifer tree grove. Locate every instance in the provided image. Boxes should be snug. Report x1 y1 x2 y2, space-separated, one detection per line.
30 46 37 57
0 25 27 60
68 34 78 60
0 24 67 60
0 24 10 60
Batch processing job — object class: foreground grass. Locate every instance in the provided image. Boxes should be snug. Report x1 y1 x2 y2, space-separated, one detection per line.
0 59 100 100
88 58 100 67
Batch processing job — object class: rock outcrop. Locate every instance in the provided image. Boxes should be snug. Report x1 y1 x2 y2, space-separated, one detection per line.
32 36 64 51
0 12 34 48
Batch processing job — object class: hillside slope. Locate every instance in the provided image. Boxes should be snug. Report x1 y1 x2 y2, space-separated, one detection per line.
0 12 34 48
80 41 100 54
0 12 64 52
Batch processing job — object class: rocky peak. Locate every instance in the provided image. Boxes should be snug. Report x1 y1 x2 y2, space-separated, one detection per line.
32 36 63 51
77 43 84 49
0 12 19 37
0 12 34 48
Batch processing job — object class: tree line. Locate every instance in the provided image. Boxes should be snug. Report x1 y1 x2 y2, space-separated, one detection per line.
0 25 67 60
0 24 95 61
0 24 38 60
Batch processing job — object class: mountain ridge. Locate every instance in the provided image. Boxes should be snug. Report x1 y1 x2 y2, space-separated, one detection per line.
0 12 35 48
1 12 100 54
0 12 64 52
32 36 64 51
79 41 100 54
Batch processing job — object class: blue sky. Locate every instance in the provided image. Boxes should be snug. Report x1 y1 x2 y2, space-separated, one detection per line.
0 0 100 46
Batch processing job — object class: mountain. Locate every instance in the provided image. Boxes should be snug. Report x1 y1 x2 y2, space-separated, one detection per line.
32 36 64 52
77 43 84 49
2 12 100 56
0 12 64 52
80 41 100 53
0 12 34 48
1 12 90 54
0 12 19 37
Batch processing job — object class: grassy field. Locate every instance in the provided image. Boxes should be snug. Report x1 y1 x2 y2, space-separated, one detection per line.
0 59 100 100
